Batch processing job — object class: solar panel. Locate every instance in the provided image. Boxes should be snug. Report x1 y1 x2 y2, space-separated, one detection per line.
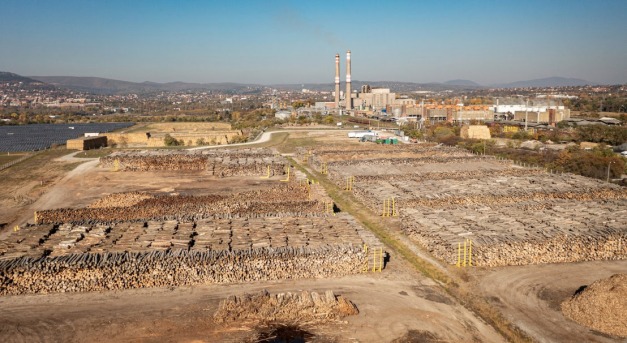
0 122 135 152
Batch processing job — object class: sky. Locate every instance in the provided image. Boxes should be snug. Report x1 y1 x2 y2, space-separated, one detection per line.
1 0 626 85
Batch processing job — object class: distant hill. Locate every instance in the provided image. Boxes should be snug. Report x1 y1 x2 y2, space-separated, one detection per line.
30 76 262 94
494 77 594 88
272 80 479 93
443 79 481 87
0 71 48 85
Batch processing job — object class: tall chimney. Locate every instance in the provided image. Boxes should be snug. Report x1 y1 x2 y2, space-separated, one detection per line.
334 53 340 109
345 50 352 110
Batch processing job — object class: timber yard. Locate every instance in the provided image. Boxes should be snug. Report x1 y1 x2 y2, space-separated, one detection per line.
0 122 625 342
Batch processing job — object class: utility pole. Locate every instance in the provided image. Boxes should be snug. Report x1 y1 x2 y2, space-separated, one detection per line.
525 99 529 131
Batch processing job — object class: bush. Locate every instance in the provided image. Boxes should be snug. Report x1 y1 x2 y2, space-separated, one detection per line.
164 134 180 146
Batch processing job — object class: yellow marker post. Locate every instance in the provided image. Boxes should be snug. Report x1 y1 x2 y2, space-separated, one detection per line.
457 242 461 267
112 159 120 172
463 240 467 267
363 244 369 272
468 239 473 267
379 248 383 272
391 197 398 217
372 249 377 272
260 165 270 179
280 165 290 182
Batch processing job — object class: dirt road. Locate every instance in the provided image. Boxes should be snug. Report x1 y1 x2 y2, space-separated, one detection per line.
0 269 504 343
475 260 627 343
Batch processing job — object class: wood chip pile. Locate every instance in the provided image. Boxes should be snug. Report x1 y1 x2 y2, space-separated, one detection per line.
561 274 627 338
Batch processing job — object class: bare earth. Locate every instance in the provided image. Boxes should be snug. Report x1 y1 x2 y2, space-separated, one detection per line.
475 260 627 343
0 262 503 343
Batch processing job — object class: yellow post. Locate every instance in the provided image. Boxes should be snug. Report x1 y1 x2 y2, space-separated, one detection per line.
391 197 398 216
468 239 473 267
379 248 383 272
372 249 377 272
457 242 461 267
260 165 270 179
34 211 38 223
463 240 467 267
363 244 369 272
280 165 290 182
112 159 120 172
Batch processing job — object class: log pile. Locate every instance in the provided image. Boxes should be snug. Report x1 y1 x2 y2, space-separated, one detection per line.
0 245 367 295
99 148 286 177
0 213 379 295
89 192 153 208
404 188 627 209
213 289 359 325
401 196 627 267
352 168 544 183
303 140 627 267
35 184 328 225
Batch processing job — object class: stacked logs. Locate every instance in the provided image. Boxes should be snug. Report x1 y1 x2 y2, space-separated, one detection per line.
213 289 359 325
89 192 153 208
35 184 328 225
352 168 544 183
403 222 627 267
472 230 627 267
99 148 286 177
0 245 367 295
404 188 627 209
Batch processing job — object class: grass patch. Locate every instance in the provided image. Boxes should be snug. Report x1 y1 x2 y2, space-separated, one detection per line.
0 153 28 165
73 149 116 158
278 136 318 154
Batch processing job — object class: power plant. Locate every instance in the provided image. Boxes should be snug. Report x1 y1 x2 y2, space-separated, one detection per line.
334 53 340 109
332 50 353 111
345 50 352 110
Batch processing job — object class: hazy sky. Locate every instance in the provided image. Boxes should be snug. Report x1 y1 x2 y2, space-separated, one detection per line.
1 0 626 85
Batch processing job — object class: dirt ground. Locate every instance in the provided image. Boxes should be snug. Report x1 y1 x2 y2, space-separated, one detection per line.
474 260 627 343
0 259 504 343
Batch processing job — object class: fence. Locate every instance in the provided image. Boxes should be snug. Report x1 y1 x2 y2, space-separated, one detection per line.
0 152 39 172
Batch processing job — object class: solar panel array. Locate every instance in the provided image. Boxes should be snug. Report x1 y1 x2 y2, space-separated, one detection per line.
0 123 134 152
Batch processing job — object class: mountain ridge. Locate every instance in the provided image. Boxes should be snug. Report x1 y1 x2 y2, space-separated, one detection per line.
0 72 607 94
